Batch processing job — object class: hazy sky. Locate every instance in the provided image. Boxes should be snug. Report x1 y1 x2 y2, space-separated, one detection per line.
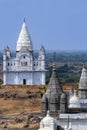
0 0 87 51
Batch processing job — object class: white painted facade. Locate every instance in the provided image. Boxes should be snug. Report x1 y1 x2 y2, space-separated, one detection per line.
3 20 46 85
38 111 57 130
59 113 87 130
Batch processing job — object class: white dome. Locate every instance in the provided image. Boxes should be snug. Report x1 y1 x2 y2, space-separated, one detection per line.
42 111 55 126
16 20 33 52
39 111 57 130
69 91 80 108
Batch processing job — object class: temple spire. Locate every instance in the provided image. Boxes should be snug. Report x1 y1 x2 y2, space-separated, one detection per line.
79 65 87 99
16 20 33 52
24 18 25 23
46 63 62 94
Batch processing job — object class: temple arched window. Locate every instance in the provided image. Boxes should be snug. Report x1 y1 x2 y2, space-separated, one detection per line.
23 56 25 59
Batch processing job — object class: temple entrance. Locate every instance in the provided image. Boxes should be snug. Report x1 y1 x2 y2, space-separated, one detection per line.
23 79 26 85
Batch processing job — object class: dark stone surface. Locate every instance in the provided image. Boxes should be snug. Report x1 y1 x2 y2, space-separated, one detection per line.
42 63 68 116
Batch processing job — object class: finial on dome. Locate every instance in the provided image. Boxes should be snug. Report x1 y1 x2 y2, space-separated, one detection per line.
74 90 77 96
52 52 56 70
47 110 50 116
23 18 25 23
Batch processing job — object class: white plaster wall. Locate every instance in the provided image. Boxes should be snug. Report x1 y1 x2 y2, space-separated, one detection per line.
3 72 7 85
59 119 87 130
18 72 32 85
4 71 45 85
33 72 45 85
5 72 32 85
6 72 19 85
33 72 41 85
41 72 45 85
3 50 46 85
3 60 7 71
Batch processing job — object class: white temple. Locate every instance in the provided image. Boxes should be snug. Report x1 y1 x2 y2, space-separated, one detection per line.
38 111 57 130
3 20 46 85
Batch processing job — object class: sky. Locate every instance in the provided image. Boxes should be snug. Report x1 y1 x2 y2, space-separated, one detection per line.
0 0 87 51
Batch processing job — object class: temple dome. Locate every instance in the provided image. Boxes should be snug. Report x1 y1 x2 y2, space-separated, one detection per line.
39 111 57 130
16 20 33 52
42 111 55 124
41 111 57 127
69 91 80 108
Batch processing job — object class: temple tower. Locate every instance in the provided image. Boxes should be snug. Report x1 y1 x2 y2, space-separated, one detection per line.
3 20 46 85
79 65 87 99
42 63 67 116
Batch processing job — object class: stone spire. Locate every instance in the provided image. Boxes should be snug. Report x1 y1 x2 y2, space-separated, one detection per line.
42 63 65 116
16 19 33 52
79 65 87 99
46 63 62 95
